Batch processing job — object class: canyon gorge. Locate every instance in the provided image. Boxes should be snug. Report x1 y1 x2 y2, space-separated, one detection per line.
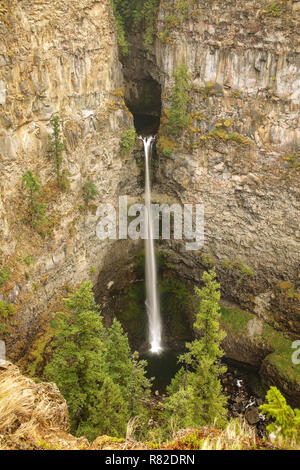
0 0 299 444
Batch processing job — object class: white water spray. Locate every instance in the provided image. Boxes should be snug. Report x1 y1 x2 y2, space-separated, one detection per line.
142 136 163 354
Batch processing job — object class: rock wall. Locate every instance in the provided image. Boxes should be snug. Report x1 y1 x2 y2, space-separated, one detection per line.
113 0 300 399
143 0 300 337
0 0 138 357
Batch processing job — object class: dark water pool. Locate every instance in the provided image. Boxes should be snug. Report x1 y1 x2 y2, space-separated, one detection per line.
141 349 184 393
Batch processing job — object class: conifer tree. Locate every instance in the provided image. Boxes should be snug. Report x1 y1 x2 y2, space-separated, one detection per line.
163 269 227 432
82 179 99 206
22 170 47 227
44 282 107 434
166 64 191 136
104 319 151 416
49 115 65 189
45 282 151 440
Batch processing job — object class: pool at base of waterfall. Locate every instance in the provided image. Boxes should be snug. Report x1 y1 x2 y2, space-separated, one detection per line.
141 349 183 393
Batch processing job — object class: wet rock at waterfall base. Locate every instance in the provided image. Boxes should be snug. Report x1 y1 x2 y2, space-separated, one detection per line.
245 407 260 425
221 360 268 438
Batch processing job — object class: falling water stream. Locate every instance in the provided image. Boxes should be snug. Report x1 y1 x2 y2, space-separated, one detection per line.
142 136 163 354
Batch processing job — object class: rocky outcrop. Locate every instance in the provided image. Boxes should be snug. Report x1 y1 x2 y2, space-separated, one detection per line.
220 303 300 407
0 360 90 449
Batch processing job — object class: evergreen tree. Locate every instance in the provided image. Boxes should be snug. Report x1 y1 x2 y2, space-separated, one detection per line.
49 115 65 189
22 170 47 227
82 179 99 206
163 269 227 432
104 319 151 416
45 282 151 441
44 282 107 434
77 375 128 441
166 64 191 137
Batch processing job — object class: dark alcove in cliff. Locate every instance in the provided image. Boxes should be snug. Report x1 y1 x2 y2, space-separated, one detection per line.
133 113 160 136
124 75 162 136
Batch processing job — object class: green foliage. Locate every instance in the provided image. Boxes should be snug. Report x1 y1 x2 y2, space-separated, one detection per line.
175 0 190 18
111 0 160 53
0 300 16 333
49 115 66 190
89 266 97 275
0 300 16 319
222 258 255 283
142 0 160 47
163 270 227 435
261 1 281 17
209 129 250 146
260 387 300 443
166 65 191 137
120 127 137 154
22 171 47 227
83 179 99 205
157 135 177 158
44 282 151 441
159 0 191 42
23 256 34 265
111 1 129 55
0 265 10 286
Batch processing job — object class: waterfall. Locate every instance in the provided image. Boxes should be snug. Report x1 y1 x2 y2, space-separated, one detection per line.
142 136 163 354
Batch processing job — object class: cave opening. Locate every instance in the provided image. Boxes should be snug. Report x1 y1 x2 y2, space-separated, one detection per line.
124 76 162 136
133 113 160 136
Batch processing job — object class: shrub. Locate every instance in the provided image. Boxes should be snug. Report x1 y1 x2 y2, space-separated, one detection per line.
120 127 137 154
0 301 16 333
90 266 97 275
22 171 47 228
111 0 160 53
0 266 10 286
83 179 99 205
166 64 191 137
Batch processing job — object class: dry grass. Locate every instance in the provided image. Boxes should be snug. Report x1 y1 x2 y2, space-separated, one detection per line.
164 419 299 450
0 361 69 439
0 361 88 449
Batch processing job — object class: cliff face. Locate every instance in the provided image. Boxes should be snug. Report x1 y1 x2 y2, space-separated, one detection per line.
118 0 300 399
0 0 137 356
145 0 300 336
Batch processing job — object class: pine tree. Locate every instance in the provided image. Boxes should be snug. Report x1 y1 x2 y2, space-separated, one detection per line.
45 282 151 441
82 179 99 206
163 269 227 431
44 282 107 435
104 319 151 416
22 170 47 227
166 64 191 137
77 375 128 441
49 115 65 189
